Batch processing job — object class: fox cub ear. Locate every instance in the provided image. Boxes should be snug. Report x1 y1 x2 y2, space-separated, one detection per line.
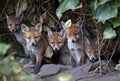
84 37 90 45
61 21 66 29
21 24 29 32
77 20 83 28
47 27 52 36
35 23 42 32
5 12 9 20
60 29 66 38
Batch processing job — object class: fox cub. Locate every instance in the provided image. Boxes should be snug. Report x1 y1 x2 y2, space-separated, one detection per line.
21 23 48 73
47 28 70 65
6 14 29 58
61 20 89 66
84 38 98 63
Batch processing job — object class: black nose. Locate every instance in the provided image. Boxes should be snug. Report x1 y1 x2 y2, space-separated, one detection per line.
91 57 96 63
72 40 75 43
11 29 15 32
91 58 95 61
55 48 58 52
32 43 35 46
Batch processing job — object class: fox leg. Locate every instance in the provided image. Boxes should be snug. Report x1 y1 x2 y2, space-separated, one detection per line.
22 45 30 58
34 54 43 74
29 51 36 64
69 52 76 67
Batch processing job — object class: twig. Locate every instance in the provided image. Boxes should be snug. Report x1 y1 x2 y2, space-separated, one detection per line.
41 0 51 5
41 6 60 25
104 40 118 71
0 0 9 19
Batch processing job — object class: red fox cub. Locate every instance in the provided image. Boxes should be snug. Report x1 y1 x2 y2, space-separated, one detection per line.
84 39 98 63
61 20 87 66
21 23 48 73
6 14 29 58
47 28 70 65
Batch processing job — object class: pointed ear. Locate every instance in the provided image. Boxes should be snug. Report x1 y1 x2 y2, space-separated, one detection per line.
85 37 90 45
21 24 29 32
60 29 66 38
77 20 83 28
18 13 24 22
35 23 42 32
5 12 9 20
61 21 66 29
47 27 52 36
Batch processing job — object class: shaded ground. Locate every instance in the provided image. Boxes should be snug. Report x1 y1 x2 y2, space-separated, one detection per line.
19 58 120 81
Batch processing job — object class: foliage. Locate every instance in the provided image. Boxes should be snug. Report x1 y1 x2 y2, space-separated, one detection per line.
0 43 10 55
0 42 41 81
113 16 120 28
115 64 120 72
56 0 82 20
56 0 120 39
103 27 116 39
57 74 72 81
91 0 118 23
90 0 120 39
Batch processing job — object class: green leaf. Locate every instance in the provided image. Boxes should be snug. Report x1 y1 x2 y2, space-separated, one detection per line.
65 19 72 27
103 27 116 39
113 2 120 8
0 64 11 76
96 4 117 23
94 0 110 9
0 43 10 55
58 74 72 81
113 16 120 28
115 64 120 71
56 0 82 20
58 0 63 3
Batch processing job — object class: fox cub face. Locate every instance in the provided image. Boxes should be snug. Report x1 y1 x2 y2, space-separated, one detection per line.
47 28 65 52
61 20 83 43
84 40 98 62
6 14 21 32
21 23 42 46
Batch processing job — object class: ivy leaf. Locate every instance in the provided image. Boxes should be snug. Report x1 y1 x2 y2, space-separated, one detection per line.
56 0 82 20
115 64 120 71
96 4 117 23
0 43 10 55
91 1 118 23
113 16 120 28
58 0 63 3
113 2 120 8
94 0 110 9
103 27 116 39
0 64 11 76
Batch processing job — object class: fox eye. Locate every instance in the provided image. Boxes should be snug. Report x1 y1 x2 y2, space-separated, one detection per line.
8 24 12 26
87 51 91 53
16 24 19 26
35 36 38 39
75 32 78 35
58 42 62 43
27 37 30 39
95 51 98 53
51 42 54 44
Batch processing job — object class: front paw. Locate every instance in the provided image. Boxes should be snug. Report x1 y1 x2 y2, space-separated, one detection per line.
34 65 41 74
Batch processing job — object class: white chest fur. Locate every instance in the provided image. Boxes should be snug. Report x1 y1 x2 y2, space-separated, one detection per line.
67 40 83 66
27 44 40 55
